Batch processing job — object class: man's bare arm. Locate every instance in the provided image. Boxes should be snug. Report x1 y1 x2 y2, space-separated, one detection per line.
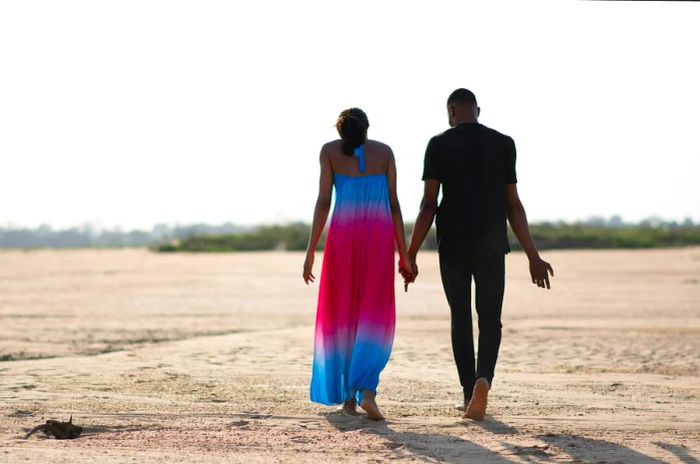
406 180 440 279
506 184 554 289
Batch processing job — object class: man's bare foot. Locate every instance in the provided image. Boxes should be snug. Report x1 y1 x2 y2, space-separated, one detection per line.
340 399 358 415
463 378 490 421
360 391 385 421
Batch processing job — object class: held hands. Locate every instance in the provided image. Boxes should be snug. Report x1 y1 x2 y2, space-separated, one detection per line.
529 255 554 289
303 252 315 284
399 255 418 292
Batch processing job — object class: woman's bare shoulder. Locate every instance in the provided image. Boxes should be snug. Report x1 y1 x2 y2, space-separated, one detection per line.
366 139 393 157
321 139 343 152
320 140 343 160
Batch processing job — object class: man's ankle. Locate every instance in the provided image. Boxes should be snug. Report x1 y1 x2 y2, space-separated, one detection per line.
463 387 473 404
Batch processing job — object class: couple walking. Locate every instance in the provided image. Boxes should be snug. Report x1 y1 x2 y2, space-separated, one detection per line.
303 88 554 422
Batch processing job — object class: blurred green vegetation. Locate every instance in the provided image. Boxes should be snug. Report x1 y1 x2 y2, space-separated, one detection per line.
154 222 316 252
153 222 700 252
514 223 700 250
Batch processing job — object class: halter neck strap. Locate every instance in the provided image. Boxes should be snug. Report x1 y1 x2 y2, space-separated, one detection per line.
354 144 366 173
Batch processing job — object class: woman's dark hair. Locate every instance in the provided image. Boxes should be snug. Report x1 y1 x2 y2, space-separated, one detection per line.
336 108 369 156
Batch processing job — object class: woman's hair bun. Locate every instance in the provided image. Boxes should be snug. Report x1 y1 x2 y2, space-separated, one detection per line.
336 108 369 156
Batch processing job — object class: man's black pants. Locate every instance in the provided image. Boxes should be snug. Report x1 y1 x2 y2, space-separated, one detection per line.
438 248 505 400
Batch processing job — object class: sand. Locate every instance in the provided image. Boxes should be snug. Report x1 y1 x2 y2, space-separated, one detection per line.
0 247 698 463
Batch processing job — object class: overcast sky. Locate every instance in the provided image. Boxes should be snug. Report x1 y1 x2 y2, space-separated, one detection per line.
1 0 698 230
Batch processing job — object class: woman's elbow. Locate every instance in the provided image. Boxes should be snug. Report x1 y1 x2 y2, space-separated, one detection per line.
316 198 331 210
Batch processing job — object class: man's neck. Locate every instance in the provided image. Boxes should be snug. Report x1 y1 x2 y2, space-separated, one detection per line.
453 117 478 126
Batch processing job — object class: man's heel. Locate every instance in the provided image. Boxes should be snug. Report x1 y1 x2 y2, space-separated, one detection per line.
463 378 489 421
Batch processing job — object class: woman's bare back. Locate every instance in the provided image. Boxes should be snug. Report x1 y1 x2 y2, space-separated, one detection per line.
325 139 392 177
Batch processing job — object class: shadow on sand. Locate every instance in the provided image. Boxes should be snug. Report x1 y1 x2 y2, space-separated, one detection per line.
326 412 678 464
326 413 518 464
472 416 685 463
80 425 145 436
653 443 699 464
536 434 672 464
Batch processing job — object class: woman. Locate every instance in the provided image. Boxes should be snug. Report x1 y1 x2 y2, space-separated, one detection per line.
303 108 413 421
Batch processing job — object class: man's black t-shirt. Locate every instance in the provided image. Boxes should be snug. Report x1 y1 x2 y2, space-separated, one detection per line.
422 122 517 254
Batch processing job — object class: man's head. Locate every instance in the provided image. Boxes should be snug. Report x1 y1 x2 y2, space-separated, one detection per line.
447 88 480 127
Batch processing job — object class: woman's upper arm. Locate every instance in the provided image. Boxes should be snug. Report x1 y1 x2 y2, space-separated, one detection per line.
386 147 400 207
317 146 333 205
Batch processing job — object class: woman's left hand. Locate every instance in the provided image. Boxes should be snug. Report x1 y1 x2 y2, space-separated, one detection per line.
303 252 316 284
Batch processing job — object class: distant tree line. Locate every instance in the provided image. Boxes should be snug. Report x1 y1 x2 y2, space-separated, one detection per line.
154 219 700 253
0 222 248 249
2 217 699 251
155 223 314 252
520 222 700 250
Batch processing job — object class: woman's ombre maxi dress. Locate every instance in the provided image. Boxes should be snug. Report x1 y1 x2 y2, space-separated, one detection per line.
310 145 396 405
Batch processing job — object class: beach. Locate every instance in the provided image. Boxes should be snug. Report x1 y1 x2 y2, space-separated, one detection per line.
1 247 698 463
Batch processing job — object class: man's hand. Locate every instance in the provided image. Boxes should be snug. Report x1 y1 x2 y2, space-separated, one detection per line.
399 257 417 292
529 256 554 289
507 184 553 290
410 258 418 282
402 255 419 281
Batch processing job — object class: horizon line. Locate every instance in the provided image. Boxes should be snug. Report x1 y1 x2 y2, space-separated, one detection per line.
1 214 698 232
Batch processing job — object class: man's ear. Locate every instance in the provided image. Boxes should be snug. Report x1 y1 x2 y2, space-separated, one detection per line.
475 106 481 118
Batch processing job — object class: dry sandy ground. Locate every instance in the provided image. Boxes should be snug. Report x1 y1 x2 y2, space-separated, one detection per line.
0 248 698 463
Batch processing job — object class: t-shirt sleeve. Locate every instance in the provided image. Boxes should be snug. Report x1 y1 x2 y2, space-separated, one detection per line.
505 136 517 184
421 136 441 181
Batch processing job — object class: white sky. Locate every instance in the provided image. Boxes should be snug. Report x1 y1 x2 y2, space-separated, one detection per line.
1 0 699 230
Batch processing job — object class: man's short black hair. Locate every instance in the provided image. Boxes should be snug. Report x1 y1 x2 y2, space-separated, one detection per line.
447 88 477 106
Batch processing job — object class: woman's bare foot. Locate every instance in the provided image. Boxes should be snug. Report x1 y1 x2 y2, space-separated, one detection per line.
464 378 490 421
360 391 385 421
340 398 358 415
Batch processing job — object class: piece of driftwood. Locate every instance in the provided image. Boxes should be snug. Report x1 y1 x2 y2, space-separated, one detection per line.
24 415 83 439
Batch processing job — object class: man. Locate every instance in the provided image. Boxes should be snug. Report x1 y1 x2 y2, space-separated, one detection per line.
407 88 554 421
